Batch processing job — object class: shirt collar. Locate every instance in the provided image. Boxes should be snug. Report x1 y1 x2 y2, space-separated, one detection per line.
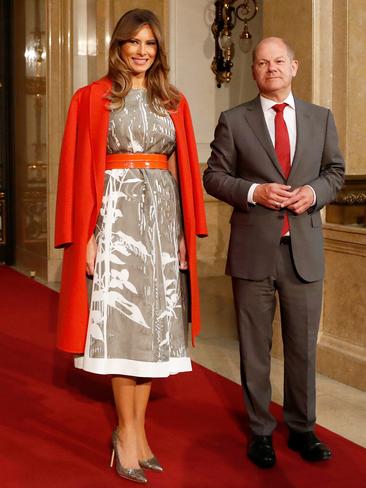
260 92 295 112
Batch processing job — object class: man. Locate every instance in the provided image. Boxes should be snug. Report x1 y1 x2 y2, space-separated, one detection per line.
203 37 345 469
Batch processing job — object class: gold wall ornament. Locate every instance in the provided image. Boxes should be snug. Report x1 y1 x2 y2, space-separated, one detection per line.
327 175 366 227
211 0 259 87
21 0 47 247
24 0 46 79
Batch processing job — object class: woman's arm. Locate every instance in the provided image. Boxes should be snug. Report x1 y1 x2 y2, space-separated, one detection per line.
86 234 98 275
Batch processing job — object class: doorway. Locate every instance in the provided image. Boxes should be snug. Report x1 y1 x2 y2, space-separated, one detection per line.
0 0 13 264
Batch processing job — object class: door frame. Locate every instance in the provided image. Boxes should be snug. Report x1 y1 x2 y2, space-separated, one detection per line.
0 0 14 264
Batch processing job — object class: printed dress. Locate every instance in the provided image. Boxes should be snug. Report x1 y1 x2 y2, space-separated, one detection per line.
74 89 191 377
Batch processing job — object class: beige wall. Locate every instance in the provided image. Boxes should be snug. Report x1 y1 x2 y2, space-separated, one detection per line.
167 0 263 341
262 0 366 177
346 0 366 174
112 0 167 25
261 0 366 390
316 0 366 175
262 0 313 102
331 0 348 157
320 225 366 390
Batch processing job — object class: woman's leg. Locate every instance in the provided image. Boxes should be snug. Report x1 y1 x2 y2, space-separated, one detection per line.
135 378 153 461
111 376 140 469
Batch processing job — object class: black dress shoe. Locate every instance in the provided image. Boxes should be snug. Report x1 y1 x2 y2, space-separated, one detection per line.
288 430 332 461
248 435 276 468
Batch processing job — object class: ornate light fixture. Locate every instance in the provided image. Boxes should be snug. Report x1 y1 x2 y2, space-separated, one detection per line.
211 0 259 87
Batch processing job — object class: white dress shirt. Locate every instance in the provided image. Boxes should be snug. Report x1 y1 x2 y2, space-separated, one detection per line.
247 93 316 206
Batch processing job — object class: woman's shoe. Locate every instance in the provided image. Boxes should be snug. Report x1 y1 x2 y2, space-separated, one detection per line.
139 456 163 472
111 430 148 484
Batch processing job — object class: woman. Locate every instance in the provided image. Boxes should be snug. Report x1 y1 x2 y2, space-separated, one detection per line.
55 8 207 484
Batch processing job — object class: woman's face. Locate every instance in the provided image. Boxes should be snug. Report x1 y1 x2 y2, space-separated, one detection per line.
120 25 158 78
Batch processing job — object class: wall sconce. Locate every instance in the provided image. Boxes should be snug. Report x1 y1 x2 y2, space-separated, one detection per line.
211 0 259 87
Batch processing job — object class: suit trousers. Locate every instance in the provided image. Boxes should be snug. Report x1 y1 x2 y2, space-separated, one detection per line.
232 239 323 435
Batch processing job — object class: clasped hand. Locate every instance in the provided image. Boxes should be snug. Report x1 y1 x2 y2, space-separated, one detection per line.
253 183 314 215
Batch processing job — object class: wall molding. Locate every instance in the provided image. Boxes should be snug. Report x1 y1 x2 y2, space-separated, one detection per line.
324 223 366 257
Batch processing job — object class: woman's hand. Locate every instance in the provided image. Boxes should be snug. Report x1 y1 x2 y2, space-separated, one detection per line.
178 235 188 271
86 234 97 276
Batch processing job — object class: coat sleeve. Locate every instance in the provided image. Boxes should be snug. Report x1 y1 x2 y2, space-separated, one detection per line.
203 111 252 212
308 109 345 211
54 90 81 248
181 96 208 237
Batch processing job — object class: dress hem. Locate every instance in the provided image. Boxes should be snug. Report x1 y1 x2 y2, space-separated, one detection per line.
74 356 192 377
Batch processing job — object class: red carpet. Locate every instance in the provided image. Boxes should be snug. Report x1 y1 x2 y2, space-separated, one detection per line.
0 265 365 488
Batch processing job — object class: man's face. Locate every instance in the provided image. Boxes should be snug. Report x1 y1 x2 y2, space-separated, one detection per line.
252 39 298 100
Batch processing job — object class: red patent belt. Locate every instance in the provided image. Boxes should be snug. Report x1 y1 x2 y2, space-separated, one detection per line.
105 153 168 170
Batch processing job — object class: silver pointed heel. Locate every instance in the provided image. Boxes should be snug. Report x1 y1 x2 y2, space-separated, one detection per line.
139 456 163 472
111 430 148 484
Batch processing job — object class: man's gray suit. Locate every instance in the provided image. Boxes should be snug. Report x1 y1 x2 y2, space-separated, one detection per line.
203 96 345 434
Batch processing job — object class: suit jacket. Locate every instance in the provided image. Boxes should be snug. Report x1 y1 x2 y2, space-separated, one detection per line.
203 95 345 282
55 77 207 353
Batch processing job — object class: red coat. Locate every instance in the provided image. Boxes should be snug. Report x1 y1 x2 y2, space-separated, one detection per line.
55 77 207 353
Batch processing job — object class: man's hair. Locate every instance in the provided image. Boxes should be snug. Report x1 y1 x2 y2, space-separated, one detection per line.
252 38 295 63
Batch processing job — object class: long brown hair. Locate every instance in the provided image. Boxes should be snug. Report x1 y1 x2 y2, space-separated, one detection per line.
107 9 180 113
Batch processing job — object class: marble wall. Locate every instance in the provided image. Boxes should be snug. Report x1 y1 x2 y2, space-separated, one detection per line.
320 224 366 390
261 0 366 390
262 0 313 103
342 0 366 175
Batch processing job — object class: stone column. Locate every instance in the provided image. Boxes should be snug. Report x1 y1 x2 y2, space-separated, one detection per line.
320 0 366 391
47 0 73 282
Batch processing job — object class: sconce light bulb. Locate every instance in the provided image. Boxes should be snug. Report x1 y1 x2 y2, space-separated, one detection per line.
239 29 253 53
219 33 232 50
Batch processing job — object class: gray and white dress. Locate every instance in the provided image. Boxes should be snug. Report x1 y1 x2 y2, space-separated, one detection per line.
75 89 191 377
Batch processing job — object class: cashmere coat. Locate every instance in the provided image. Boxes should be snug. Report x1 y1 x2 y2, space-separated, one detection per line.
55 77 207 353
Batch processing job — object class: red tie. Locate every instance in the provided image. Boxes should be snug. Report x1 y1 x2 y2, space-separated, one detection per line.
272 103 290 235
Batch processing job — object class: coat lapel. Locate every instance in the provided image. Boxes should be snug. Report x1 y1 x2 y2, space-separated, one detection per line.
288 97 312 183
89 77 112 208
168 107 188 182
168 108 180 138
243 96 284 177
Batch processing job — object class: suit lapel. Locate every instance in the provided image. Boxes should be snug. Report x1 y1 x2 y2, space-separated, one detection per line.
288 97 312 183
243 97 284 178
